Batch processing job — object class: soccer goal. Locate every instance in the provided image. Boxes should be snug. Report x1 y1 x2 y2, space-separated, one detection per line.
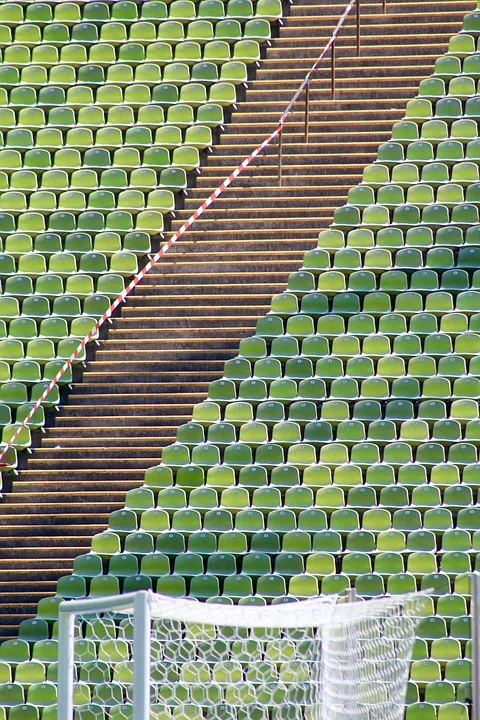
57 590 426 720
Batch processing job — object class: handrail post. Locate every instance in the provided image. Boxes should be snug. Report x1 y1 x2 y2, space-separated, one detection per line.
382 0 386 12
331 38 336 99
356 0 360 56
304 82 310 143
277 127 283 186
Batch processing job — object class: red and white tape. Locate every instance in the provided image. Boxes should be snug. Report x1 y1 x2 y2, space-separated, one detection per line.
0 0 357 464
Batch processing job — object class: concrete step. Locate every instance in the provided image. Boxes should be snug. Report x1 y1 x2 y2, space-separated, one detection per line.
41 435 174 449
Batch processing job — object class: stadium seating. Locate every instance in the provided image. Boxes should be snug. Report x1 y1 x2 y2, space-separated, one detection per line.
0 0 279 485
2 2 480 720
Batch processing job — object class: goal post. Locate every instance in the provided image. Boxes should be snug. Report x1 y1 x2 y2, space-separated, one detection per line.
58 592 152 720
58 590 427 720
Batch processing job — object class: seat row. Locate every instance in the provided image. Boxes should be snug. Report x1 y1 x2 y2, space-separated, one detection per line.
0 314 96 341
3 136 201 163
393 118 480 145
0 232 152 258
0 174 191 205
171 419 480 447
299 247 480 272
0 294 109 324
206 374 480 400
433 51 480 77
363 162 480 187
0 105 216 150
316 227 480 252
349 183 480 208
106 504 480 540
238 331 480 359
0 704 327 720
0 208 167 235
51 573 471 606
0 336 92 373
0 188 180 218
175 439 480 472
292 272 480 298
0 100 225 129
0 104 217 130
59 548 480 586
117 498 478 536
3 655 414 686
269 290 480 319
144 457 480 491
124 469 480 501
179 413 480 442
0 397 47 426
0 12 276 35
407 701 469 720
0 34 260 63
0 82 236 112
258 313 480 338
39 565 477 601
0 39 255 68
285 276 480 302
0 387 46 417
270 292 480 320
0 662 328 688
110 512 480 547
0 16 272 46
192 397 480 425
0 0 281 24
419 76 480 99
375 140 480 164
0 153 189 182
225 358 480 382
0 58 250 90
0 272 123 302
405 96 480 121
0 686 471 716
105 508 480 541
0 338 83 366
0 167 191 196
0 124 214 153
95 502 480 539
0 80 236 109
87 517 480 554
0 250 136 277
333 203 480 229
0 144 212 171
287 269 480 294
4 670 425 707
0 287 118 320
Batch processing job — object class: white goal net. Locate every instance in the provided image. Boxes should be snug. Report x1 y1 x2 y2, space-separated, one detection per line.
57 591 425 720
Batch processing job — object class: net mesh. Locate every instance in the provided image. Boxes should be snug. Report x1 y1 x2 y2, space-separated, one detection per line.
70 593 424 720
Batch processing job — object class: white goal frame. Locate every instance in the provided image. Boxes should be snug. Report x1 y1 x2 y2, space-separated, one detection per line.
57 589 431 720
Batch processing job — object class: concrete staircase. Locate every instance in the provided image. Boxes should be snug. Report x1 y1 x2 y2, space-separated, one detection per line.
0 0 474 639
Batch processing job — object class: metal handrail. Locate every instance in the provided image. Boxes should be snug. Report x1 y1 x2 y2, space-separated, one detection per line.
277 0 388 185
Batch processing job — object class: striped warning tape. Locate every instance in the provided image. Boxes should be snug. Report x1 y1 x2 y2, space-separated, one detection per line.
0 0 357 464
